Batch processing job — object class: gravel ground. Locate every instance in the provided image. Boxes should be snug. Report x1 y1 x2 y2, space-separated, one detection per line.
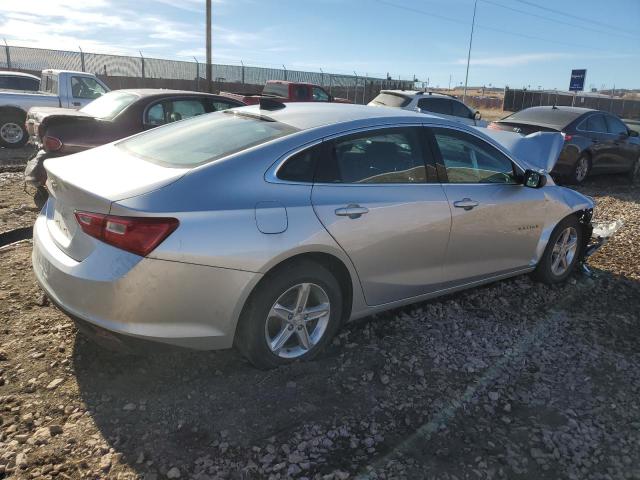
0 173 38 234
0 173 638 479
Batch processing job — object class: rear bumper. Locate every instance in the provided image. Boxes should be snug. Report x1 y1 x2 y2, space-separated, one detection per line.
32 212 261 351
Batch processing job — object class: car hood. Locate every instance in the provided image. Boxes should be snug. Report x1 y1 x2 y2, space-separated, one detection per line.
481 129 565 172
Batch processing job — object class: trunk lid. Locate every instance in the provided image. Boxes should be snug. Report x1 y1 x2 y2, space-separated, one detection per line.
26 107 95 142
44 144 188 261
482 129 565 172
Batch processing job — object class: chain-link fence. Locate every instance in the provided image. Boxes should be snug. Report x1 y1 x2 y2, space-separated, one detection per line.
504 88 640 119
1 44 414 104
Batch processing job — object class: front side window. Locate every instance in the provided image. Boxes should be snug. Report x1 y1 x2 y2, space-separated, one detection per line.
451 100 473 119
433 128 516 184
584 114 607 133
119 112 299 168
605 115 629 135
317 128 427 184
312 87 329 102
71 76 107 99
418 98 452 115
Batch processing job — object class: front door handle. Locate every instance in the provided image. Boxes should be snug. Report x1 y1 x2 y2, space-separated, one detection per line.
453 198 479 211
335 204 369 219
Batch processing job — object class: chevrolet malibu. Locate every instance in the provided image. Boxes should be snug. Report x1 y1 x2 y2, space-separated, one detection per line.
32 102 596 369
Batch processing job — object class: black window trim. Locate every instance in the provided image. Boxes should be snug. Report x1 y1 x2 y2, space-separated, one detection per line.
603 114 629 136
427 124 524 185
576 113 609 135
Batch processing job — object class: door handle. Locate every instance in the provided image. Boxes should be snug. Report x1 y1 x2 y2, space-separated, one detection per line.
335 204 369 219
72 102 81 107
453 198 479 210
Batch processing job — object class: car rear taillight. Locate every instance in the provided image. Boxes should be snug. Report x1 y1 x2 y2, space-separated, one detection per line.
74 211 178 257
487 122 500 130
43 135 63 152
562 133 573 142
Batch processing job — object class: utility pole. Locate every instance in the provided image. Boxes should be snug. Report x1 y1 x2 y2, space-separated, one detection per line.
462 0 477 103
206 0 212 92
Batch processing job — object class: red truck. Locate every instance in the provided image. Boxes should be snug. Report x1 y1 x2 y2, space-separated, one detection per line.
219 80 351 105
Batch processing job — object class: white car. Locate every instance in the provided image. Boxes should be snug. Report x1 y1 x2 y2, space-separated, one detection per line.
369 90 488 127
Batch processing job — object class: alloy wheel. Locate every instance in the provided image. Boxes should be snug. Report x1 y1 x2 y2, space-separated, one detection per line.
0 122 24 144
264 282 331 359
551 227 578 276
575 157 589 182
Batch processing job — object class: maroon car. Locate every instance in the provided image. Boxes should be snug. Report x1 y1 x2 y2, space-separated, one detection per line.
24 89 245 206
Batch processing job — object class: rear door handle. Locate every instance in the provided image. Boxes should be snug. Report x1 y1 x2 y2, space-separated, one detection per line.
453 198 479 210
335 204 369 219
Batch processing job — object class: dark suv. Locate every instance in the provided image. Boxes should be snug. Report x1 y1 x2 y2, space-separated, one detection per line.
489 106 640 184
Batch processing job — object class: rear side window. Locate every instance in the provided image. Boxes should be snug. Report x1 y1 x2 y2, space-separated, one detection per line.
584 114 607 133
317 127 427 184
605 115 628 135
369 93 411 108
277 145 321 182
432 128 516 184
119 112 299 167
418 98 452 115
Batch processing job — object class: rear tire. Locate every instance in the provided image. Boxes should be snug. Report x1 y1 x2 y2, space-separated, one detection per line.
235 260 343 369
567 154 591 185
0 112 28 148
532 216 583 285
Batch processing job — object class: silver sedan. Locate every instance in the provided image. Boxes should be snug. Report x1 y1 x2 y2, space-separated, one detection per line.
32 102 595 368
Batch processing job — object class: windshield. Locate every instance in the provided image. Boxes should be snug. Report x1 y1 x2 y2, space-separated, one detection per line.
118 111 300 167
80 91 138 119
369 92 411 108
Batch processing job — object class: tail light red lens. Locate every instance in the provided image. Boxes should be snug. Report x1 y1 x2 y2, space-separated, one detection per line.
562 134 573 142
487 122 500 130
43 135 63 152
74 211 178 257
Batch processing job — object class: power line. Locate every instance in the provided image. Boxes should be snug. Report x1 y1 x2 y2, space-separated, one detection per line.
511 0 637 36
373 0 637 53
480 0 639 40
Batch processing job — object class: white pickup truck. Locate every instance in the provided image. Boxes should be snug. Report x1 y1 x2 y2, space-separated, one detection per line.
0 69 110 148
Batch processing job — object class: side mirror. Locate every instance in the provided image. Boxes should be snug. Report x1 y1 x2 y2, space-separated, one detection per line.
523 169 547 189
474 110 482 120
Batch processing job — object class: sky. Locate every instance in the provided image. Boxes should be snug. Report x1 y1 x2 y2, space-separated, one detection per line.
1 0 639 90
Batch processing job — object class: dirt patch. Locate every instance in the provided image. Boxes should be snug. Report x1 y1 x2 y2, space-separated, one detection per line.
0 176 638 479
0 173 39 234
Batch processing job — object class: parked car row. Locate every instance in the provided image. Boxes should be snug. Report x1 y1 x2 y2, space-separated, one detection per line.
30 99 619 368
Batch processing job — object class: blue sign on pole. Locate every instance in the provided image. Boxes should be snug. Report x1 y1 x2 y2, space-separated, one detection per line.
569 69 587 92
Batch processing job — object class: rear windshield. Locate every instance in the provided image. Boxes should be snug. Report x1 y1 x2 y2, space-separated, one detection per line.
503 108 584 129
118 111 299 167
263 83 289 98
80 91 138 119
369 92 411 108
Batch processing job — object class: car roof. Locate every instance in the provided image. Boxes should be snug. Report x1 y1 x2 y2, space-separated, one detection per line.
0 71 40 80
499 106 596 129
231 102 440 130
105 89 241 99
380 90 459 100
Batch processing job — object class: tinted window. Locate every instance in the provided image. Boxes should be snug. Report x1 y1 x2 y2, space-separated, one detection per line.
505 107 584 129
277 146 320 182
146 102 166 125
605 115 628 135
71 76 107 99
433 128 516 184
451 100 472 119
318 128 427 184
369 93 411 108
418 98 452 115
584 114 607 133
119 112 299 167
312 87 329 102
210 100 239 112
263 83 289 98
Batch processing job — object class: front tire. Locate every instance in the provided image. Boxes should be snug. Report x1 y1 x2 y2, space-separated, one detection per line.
0 112 28 148
532 216 583 285
235 261 343 369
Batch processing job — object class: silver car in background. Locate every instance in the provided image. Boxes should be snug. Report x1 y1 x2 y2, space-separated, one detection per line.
32 102 596 369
